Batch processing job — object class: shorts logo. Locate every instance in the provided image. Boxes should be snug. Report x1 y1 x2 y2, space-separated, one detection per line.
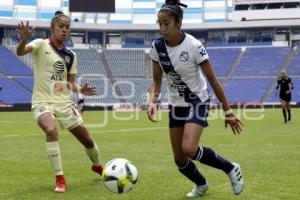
179 51 189 62
39 106 46 113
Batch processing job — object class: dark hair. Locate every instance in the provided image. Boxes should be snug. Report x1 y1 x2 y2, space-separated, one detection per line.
51 11 70 29
159 0 187 23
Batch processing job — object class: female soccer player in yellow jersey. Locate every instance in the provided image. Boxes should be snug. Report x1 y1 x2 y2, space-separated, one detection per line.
16 11 103 193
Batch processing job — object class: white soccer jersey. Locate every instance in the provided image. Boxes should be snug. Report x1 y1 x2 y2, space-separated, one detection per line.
150 33 210 106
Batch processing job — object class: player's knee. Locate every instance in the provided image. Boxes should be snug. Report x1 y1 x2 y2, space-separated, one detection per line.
45 127 58 140
182 144 197 158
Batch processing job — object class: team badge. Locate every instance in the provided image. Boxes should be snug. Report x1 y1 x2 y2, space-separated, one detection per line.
179 51 189 62
65 56 70 63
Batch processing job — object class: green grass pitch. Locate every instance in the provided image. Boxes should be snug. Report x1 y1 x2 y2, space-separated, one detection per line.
0 109 299 200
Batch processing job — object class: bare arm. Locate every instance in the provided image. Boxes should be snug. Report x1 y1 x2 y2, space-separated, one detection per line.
149 61 163 104
16 21 35 56
200 60 230 112
147 61 163 122
200 60 243 134
67 74 96 96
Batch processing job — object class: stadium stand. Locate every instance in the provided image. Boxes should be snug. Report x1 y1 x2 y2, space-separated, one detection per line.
0 77 31 104
232 47 290 76
104 49 145 77
207 48 241 77
224 78 273 103
0 45 32 76
73 49 107 76
287 47 300 75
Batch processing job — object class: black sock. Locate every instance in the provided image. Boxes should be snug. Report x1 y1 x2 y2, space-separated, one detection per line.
178 158 206 186
282 109 287 122
193 146 234 174
287 109 291 121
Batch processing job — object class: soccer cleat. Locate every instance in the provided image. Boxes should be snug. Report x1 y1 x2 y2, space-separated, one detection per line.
228 163 244 195
186 183 208 198
92 164 103 176
55 175 66 193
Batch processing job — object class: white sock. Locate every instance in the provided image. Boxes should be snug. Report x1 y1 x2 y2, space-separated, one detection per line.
85 142 100 166
45 141 63 176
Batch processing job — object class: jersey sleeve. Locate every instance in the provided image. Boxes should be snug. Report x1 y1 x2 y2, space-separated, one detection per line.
68 52 77 74
193 40 209 65
150 42 159 63
27 39 44 55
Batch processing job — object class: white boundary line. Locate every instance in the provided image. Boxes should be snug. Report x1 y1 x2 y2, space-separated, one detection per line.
0 126 168 138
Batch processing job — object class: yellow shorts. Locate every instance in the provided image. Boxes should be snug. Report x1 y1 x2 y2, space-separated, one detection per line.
32 102 83 130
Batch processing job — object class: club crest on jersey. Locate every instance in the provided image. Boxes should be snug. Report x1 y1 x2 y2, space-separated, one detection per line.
65 56 70 63
179 51 189 62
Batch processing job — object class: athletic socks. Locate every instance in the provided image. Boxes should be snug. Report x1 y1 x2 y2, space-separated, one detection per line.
287 109 291 121
85 142 101 166
192 146 234 174
178 158 207 186
45 141 63 176
282 109 287 123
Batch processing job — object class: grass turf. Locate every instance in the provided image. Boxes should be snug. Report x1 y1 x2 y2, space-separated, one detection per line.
0 108 299 200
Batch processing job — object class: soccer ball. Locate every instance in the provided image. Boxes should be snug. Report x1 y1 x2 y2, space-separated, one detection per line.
102 158 138 193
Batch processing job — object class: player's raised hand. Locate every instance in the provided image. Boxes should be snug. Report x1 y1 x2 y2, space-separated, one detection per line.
16 21 35 40
225 113 243 134
80 83 97 96
147 103 157 122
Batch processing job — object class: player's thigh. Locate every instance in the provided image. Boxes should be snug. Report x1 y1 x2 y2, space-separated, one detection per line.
32 104 57 132
182 123 204 152
55 103 83 130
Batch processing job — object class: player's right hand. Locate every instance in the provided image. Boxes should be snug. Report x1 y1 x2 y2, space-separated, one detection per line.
16 21 35 40
147 103 157 122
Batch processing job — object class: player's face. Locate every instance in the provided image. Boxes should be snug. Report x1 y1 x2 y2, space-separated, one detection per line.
157 11 181 42
52 17 70 42
280 72 286 78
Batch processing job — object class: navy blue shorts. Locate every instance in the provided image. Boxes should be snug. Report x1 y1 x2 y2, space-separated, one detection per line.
168 101 210 128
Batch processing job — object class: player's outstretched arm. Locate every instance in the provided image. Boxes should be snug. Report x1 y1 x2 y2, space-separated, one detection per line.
147 62 163 122
200 60 243 134
16 21 35 56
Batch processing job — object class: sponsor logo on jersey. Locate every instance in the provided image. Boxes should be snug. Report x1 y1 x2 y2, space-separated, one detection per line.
53 61 65 74
159 52 167 57
51 61 65 81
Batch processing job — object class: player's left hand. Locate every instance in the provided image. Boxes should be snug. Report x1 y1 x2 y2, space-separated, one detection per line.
225 113 243 134
80 83 97 96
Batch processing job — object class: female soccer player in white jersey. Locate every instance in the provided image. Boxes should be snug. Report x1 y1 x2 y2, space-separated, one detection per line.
16 11 103 193
147 0 244 198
